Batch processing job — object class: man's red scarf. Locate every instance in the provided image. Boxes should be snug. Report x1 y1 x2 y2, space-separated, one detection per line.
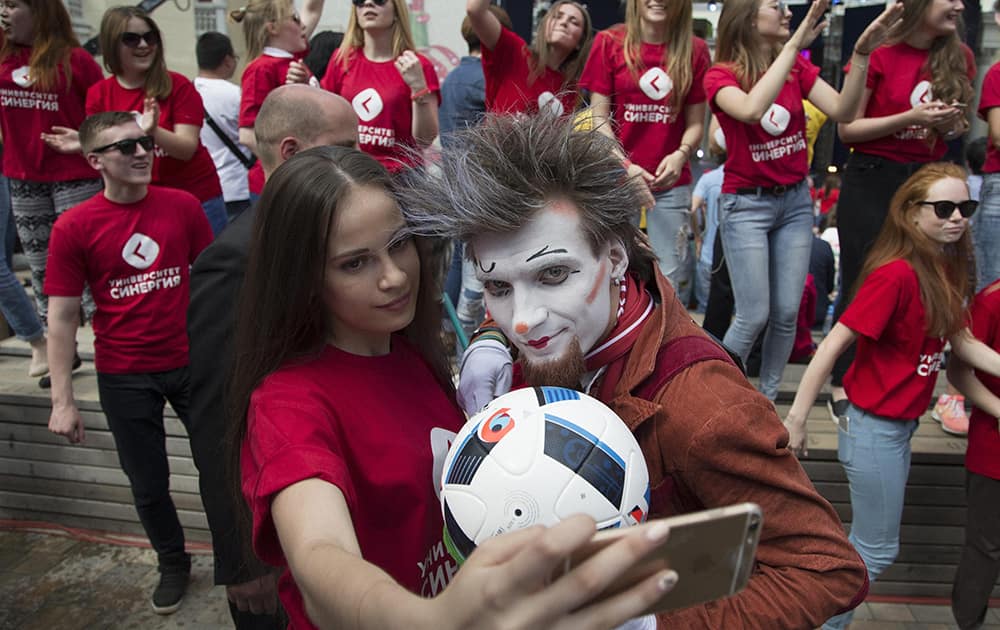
585 272 653 401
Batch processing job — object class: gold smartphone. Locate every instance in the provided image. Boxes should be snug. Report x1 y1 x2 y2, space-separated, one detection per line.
563 503 763 615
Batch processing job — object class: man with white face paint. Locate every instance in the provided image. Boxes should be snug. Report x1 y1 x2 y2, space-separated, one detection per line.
400 111 869 629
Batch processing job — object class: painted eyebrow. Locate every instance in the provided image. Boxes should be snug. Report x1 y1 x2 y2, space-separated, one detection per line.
525 245 569 262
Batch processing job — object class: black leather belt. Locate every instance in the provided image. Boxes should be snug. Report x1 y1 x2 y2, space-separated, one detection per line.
735 179 805 196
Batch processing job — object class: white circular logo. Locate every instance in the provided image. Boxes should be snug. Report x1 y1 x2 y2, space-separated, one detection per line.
638 67 673 101
11 66 33 88
760 104 791 137
910 80 933 108
352 88 384 122
537 91 564 117
121 233 160 270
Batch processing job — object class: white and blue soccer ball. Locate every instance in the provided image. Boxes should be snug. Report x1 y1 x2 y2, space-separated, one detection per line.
440 386 650 564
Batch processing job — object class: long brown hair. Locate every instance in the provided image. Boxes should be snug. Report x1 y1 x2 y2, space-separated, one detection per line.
230 0 295 61
227 146 452 528
888 0 973 109
857 162 974 338
335 0 417 72
622 0 693 113
529 0 593 90
98 6 172 100
0 0 80 92
714 0 781 91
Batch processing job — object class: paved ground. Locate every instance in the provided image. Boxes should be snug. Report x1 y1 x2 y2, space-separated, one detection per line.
1 522 998 630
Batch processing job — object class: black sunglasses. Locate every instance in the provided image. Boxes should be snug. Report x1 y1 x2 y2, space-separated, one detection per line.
916 199 978 219
121 30 160 48
352 0 388 6
91 135 155 156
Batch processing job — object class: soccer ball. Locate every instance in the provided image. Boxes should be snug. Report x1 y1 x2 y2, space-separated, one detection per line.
440 386 650 564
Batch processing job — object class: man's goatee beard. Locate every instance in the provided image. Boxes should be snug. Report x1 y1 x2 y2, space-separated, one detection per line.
521 336 588 390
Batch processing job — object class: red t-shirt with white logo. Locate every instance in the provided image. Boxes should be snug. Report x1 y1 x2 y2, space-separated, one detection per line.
579 27 710 189
704 56 820 193
847 42 976 163
978 62 1000 174
243 338 464 630
321 51 439 172
841 259 946 420
86 72 223 202
44 186 213 374
239 51 308 193
482 26 576 116
0 46 103 181
965 280 1000 480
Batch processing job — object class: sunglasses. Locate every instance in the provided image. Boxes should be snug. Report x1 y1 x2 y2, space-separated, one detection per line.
91 135 155 156
120 30 160 48
352 0 388 6
917 199 979 219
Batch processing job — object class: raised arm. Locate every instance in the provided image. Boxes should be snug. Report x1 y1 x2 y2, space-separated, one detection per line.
271 477 677 629
804 2 903 123
467 0 502 51
713 0 828 123
300 0 325 40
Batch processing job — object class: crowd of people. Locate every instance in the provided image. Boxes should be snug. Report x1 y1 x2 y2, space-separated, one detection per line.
1 0 999 628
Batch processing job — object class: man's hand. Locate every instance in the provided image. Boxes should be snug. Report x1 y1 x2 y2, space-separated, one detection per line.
49 403 85 444
226 573 279 615
457 338 513 416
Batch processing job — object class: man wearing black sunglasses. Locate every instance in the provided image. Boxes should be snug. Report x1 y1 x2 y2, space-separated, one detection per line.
44 111 214 616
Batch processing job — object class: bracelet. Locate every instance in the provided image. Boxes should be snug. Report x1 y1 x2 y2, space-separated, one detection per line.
853 48 872 57
410 87 432 102
677 144 692 157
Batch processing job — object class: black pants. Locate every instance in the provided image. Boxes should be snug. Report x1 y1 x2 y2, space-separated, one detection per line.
952 470 1000 629
98 367 192 556
831 152 925 386
703 229 733 340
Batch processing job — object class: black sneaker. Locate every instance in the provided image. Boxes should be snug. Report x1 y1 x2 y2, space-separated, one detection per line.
38 353 82 389
152 551 191 615
828 398 849 427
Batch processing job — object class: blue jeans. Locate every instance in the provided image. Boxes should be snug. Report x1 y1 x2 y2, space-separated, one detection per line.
719 182 812 399
201 194 227 237
973 173 1000 291
823 403 918 630
0 174 43 342
646 186 693 305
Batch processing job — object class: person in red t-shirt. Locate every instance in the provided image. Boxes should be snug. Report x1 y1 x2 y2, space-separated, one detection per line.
0 0 103 326
946 278 1000 630
232 0 325 197
320 0 438 172
467 0 591 116
44 111 213 615
228 145 677 630
974 2 1000 295
784 163 1000 630
828 0 977 413
43 7 226 236
704 0 900 402
580 0 710 305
